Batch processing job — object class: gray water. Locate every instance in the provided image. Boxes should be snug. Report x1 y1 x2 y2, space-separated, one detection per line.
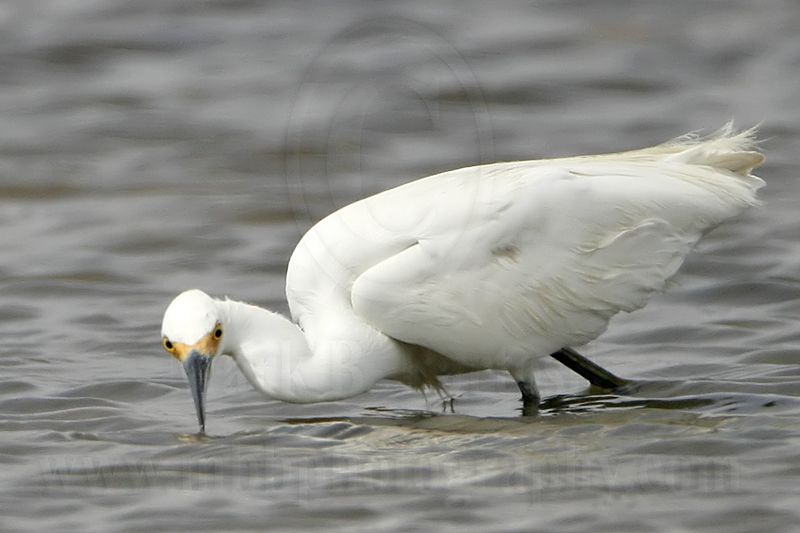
2 1 800 531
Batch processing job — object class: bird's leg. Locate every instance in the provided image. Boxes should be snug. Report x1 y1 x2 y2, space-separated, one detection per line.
510 368 540 406
515 378 541 416
434 386 456 413
442 397 454 413
548 347 628 390
516 380 540 404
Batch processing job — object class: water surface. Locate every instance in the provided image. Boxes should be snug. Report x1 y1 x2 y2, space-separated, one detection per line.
1 1 800 531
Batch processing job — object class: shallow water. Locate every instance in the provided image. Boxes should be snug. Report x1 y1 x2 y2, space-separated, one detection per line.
2 1 800 531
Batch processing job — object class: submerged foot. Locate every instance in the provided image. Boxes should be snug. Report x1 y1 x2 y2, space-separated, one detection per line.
520 400 540 417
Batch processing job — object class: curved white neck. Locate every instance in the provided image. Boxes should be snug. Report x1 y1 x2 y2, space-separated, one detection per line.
216 298 394 403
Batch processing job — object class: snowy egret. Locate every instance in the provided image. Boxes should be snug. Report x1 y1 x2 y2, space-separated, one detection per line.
161 125 764 431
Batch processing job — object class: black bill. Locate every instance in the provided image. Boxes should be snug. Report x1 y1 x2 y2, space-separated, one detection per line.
182 350 212 433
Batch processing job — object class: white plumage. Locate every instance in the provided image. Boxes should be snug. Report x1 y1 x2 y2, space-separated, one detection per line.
161 125 765 426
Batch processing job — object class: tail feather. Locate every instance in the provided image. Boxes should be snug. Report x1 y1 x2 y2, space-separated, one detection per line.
680 150 764 176
589 123 766 208
583 122 766 180
663 122 765 176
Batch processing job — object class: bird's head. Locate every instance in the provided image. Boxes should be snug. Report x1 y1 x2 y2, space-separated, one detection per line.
161 289 225 433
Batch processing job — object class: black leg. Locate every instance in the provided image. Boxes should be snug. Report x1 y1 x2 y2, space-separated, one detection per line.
549 347 627 389
516 380 540 404
516 380 540 416
441 397 455 413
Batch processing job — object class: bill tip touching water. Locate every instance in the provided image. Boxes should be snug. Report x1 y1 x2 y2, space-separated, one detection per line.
160 124 765 432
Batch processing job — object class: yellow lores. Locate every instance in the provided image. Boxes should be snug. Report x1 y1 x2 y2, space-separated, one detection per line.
163 324 224 362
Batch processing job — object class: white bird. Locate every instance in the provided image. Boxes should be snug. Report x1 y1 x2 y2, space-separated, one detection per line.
161 125 765 431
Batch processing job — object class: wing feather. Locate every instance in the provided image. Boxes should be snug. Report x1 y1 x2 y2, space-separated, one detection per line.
350 160 758 370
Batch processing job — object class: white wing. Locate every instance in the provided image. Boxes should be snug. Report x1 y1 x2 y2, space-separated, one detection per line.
351 162 764 368
286 128 763 372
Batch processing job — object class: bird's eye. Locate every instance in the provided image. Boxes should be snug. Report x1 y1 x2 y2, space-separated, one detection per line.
163 338 174 351
213 327 223 339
